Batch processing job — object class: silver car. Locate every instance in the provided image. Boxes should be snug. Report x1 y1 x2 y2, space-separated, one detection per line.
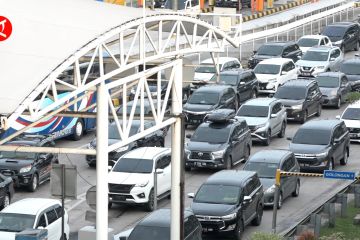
236 98 287 146
296 46 344 78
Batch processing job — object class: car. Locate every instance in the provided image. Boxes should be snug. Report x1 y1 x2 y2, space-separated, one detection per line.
215 0 251 8
0 198 70 240
297 35 332 54
210 69 259 103
336 101 360 142
115 208 202 240
192 57 241 89
0 174 14 210
0 135 58 192
108 147 171 211
117 99 169 116
188 170 264 240
315 72 351 108
248 41 302 69
253 58 297 94
296 46 343 78
274 79 322 123
289 120 350 172
236 98 287 146
340 58 360 91
185 109 252 170
183 85 238 127
243 150 300 208
321 22 360 53
86 120 165 167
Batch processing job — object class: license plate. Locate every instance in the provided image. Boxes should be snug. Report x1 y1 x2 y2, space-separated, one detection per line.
302 72 311 76
300 163 308 167
196 162 202 167
190 120 200 124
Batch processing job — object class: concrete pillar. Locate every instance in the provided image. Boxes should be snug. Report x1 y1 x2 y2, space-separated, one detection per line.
324 202 336 228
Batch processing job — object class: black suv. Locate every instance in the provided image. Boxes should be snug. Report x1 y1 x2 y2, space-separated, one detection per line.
321 22 360 53
189 170 264 240
86 120 165 167
0 135 58 192
185 109 252 170
248 42 302 69
340 58 360 91
274 79 322 123
289 120 350 172
118 208 202 240
211 70 259 103
0 173 14 209
183 85 237 127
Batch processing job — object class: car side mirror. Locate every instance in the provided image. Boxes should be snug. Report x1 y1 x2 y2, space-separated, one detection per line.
330 57 336 61
37 226 45 230
286 137 292 141
243 196 251 203
270 113 277 118
156 168 164 174
187 193 195 198
333 138 340 144
253 50 257 55
297 55 302 60
355 54 360 57
281 71 287 75
240 81 245 85
336 115 340 119
186 133 192 138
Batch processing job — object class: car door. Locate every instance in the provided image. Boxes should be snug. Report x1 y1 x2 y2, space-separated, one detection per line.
269 103 282 134
35 212 47 231
243 177 259 224
330 49 342 71
280 157 294 198
229 124 242 162
222 88 237 109
238 72 251 102
158 154 171 193
324 36 332 47
340 76 351 101
332 124 348 164
306 84 319 115
36 153 51 182
45 208 60 240
0 176 6 207
155 155 168 195
286 61 297 80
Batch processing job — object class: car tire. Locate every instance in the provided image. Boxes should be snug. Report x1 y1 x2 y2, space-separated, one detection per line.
226 156 232 170
251 202 263 226
336 97 341 109
292 180 300 197
234 218 244 240
300 110 307 124
355 41 359 51
1 194 10 209
278 122 286 138
185 166 191 172
244 145 250 162
327 159 334 171
340 148 348 165
264 130 271 146
72 119 84 141
316 104 322 117
28 174 38 192
277 192 283 209
252 90 257 99
108 202 112 209
145 189 155 212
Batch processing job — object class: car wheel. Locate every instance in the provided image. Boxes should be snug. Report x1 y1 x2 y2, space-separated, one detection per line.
327 159 334 171
300 110 307 124
72 119 84 141
277 192 283 209
340 148 348 165
264 130 271 146
234 218 244 240
251 202 263 226
185 166 191 172
108 202 112 209
243 145 250 162
292 180 300 197
226 156 232 170
252 90 257 99
145 189 155 212
2 194 10 209
336 97 341 109
28 174 38 192
278 121 286 138
316 104 322 117
355 41 359 51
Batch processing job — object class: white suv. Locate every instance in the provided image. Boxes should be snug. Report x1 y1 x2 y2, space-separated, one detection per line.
337 101 360 142
297 35 332 54
108 147 171 211
254 58 297 94
0 198 70 240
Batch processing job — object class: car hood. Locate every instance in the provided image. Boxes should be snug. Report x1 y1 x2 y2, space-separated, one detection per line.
277 99 304 106
289 143 328 154
183 104 216 113
0 232 16 240
344 74 360 82
191 202 236 216
260 178 275 190
0 159 34 171
319 87 337 97
255 74 279 83
194 72 215 82
253 54 280 60
342 119 360 128
297 60 328 67
186 142 227 152
238 116 268 126
108 172 151 185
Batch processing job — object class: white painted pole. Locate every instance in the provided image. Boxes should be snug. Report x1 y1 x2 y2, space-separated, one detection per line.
96 45 109 240
171 59 183 240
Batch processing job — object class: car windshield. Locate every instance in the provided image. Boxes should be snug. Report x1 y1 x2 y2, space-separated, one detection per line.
237 105 269 118
298 38 319 47
302 50 329 61
274 87 306 100
211 74 238 86
108 124 138 139
292 129 331 145
322 26 346 37
0 151 36 159
195 64 222 74
254 64 280 75
256 45 283 56
244 162 279 178
187 92 219 105
315 76 339 88
340 63 360 75
0 213 35 232
112 158 153 173
342 108 360 120
194 184 240 205
191 124 230 143
128 226 169 240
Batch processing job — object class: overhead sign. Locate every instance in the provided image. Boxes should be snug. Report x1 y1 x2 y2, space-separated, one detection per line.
323 170 355 180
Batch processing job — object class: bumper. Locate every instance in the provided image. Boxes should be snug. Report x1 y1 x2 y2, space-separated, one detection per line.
295 156 329 172
184 113 207 126
322 97 338 107
8 174 34 187
198 218 237 232
258 83 277 94
109 187 150 205
251 131 268 141
349 132 360 142
263 192 275 206
186 158 225 169
285 109 304 121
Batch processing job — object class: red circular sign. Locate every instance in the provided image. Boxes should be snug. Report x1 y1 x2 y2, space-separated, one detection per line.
0 16 12 41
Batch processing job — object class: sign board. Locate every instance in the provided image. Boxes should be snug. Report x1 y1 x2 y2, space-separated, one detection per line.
50 164 77 198
323 170 355 180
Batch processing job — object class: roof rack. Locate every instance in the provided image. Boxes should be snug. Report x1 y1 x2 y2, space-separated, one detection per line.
204 109 235 123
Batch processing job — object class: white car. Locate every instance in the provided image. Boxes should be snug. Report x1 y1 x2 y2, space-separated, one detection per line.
297 35 332 54
0 198 70 240
253 58 297 94
297 46 344 77
337 101 360 142
193 57 241 88
108 147 171 211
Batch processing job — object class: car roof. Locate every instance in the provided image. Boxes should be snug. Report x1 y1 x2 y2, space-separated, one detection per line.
220 69 252 75
299 35 327 40
201 57 239 64
122 147 170 159
2 198 61 215
138 208 193 228
300 119 341 131
328 22 357 27
195 84 232 93
282 79 315 87
307 46 337 52
263 41 295 46
205 170 256 186
248 150 292 164
258 58 292 65
317 72 343 78
242 97 277 106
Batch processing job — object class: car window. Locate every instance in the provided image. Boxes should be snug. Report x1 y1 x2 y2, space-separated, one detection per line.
240 121 248 134
271 103 282 114
54 206 63 218
307 85 318 99
332 126 342 140
37 214 47 228
320 39 325 45
283 46 291 55
46 209 58 225
288 61 295 70
241 72 251 83
156 155 171 169
221 89 234 102
331 49 341 58
282 158 293 171
324 37 330 44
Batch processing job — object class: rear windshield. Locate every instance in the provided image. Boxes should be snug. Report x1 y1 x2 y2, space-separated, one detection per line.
211 74 238 86
254 64 280 75
188 92 219 105
237 105 269 118
195 64 222 74
244 162 279 178
128 226 169 240
292 128 331 145
191 124 231 143
342 107 360 120
315 76 339 88
340 63 360 75
274 86 306 100
257 45 283 56
194 184 240 205
298 38 319 48
322 26 346 37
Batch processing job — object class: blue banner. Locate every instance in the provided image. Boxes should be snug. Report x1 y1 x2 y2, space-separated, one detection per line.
323 170 355 180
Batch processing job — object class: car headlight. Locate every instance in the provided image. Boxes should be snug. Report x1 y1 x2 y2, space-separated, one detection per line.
115 146 129 152
291 104 303 110
334 40 343 45
19 165 32 174
265 184 276 194
135 180 149 187
211 149 226 158
315 150 329 158
315 66 325 70
221 212 237 220
254 123 266 131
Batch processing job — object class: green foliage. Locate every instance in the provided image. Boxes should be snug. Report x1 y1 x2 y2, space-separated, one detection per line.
346 92 360 104
319 232 347 240
250 232 283 240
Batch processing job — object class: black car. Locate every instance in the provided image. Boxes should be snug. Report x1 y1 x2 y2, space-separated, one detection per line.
211 70 259 103
189 170 264 240
0 173 14 209
248 42 302 69
215 0 251 9
315 72 351 108
340 58 360 91
119 208 202 240
274 79 322 123
321 22 360 53
289 120 350 172
243 150 300 208
183 85 238 127
0 135 58 192
86 120 165 167
185 109 252 170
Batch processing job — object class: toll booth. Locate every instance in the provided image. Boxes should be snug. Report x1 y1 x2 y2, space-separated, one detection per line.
15 229 48 240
